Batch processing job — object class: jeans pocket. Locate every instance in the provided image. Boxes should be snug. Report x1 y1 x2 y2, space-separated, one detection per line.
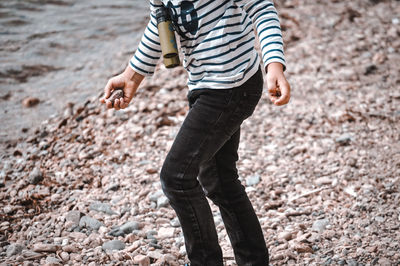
241 91 262 119
189 88 234 108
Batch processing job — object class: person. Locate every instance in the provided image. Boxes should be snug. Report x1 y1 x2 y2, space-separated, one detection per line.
100 0 290 265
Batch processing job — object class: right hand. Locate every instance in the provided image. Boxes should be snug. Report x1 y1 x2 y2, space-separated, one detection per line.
100 66 144 110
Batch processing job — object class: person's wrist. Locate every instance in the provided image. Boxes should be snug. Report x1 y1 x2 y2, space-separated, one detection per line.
266 62 284 74
123 66 144 84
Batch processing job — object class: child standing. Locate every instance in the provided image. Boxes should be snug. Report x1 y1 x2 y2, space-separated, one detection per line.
101 0 290 265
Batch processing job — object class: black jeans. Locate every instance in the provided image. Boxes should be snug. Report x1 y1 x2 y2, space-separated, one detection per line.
160 68 269 266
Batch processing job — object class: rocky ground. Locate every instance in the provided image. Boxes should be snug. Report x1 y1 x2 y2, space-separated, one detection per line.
1 0 399 265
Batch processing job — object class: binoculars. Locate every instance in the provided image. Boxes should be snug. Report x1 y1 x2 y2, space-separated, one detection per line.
156 7 180 68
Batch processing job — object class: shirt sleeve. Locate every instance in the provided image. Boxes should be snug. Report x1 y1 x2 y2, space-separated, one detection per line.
234 0 286 71
129 0 163 76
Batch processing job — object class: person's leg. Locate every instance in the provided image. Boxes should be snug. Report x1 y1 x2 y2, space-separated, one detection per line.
160 88 233 266
160 67 264 265
198 129 269 266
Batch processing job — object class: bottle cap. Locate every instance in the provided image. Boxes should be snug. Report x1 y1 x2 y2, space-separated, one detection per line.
164 55 180 68
156 7 170 24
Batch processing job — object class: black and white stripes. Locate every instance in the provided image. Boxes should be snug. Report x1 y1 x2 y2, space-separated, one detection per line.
130 0 285 90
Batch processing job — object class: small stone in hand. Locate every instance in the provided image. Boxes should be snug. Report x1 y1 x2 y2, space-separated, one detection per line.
108 89 124 107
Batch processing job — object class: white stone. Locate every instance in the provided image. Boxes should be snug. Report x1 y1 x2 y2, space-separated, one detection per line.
158 227 175 239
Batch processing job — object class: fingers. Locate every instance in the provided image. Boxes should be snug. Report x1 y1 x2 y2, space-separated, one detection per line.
274 79 291 106
100 79 114 103
100 76 130 110
121 87 136 109
114 99 121 110
105 98 123 110
106 99 113 109
267 73 291 106
119 98 126 109
100 76 125 104
267 76 280 104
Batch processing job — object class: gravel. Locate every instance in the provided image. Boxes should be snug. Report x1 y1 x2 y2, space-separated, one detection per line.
1 0 399 265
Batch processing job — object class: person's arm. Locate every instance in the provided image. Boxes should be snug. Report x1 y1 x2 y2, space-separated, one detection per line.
234 0 290 106
100 0 162 110
100 66 144 110
129 0 163 76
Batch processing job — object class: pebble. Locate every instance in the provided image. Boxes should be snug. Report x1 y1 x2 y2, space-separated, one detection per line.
134 254 150 266
62 244 80 253
22 97 40 107
21 250 41 258
335 134 353 145
378 258 392 265
46 256 61 265
278 231 293 241
148 250 163 260
294 243 314 253
108 221 140 237
61 239 68 246
102 240 126 251
1 2 399 265
65 211 84 225
59 251 70 261
106 183 120 192
6 243 25 257
28 167 43 185
53 237 62 245
346 259 358 266
149 190 164 202
69 231 86 241
312 219 330 233
4 205 13 215
0 171 6 187
246 174 261 186
49 191 61 200
125 240 141 252
79 216 103 231
170 217 180 227
32 243 58 253
314 176 332 186
157 196 169 208
89 202 117 215
158 227 175 239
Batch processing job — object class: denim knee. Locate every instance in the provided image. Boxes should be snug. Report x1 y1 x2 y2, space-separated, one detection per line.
160 159 174 192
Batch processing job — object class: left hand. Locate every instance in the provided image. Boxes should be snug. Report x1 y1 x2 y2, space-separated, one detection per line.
266 62 291 106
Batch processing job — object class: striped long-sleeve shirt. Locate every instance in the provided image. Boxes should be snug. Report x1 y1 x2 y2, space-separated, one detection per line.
130 0 285 90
